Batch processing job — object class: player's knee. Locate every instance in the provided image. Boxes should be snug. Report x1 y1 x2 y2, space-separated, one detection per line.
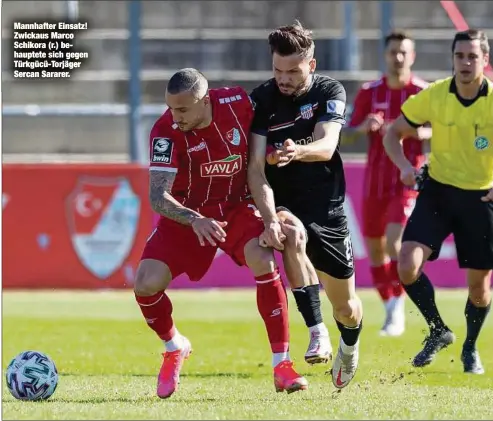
468 288 491 307
467 271 492 307
244 239 277 275
397 259 420 285
397 243 423 285
283 224 306 253
133 262 171 296
278 211 306 251
134 272 163 296
333 297 362 326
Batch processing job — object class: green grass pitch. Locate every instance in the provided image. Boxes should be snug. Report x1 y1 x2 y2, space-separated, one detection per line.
2 289 492 420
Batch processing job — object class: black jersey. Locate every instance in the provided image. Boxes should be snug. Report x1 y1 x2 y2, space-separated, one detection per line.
250 74 347 218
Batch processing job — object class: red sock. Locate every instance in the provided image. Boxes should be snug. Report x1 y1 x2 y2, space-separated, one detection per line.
135 291 175 341
255 269 289 353
370 264 392 302
389 260 405 297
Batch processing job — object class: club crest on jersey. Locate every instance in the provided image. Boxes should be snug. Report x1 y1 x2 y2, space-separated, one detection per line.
200 155 242 177
474 136 489 150
226 128 241 146
300 104 314 120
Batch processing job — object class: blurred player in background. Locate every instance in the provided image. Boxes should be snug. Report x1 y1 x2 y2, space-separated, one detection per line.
343 31 431 336
384 29 493 374
133 68 308 398
248 21 363 389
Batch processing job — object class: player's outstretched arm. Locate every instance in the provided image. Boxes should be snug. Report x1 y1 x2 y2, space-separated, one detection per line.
294 120 343 162
149 170 202 226
291 81 347 162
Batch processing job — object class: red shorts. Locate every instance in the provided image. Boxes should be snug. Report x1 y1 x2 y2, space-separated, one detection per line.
362 192 418 238
141 201 264 282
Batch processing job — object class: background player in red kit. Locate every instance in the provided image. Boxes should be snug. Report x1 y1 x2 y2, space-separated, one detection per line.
344 31 431 336
133 68 307 399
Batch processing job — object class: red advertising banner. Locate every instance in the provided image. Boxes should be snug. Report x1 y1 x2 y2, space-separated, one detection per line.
2 162 463 290
2 164 152 289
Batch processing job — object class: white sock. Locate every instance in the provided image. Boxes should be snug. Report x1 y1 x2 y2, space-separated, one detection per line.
309 322 329 336
384 298 392 311
164 331 183 352
340 337 359 355
272 352 290 367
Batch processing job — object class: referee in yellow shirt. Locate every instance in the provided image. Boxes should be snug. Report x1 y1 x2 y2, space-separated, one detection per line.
384 29 493 375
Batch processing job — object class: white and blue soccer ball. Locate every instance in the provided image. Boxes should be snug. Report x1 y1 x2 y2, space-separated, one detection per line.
6 351 58 401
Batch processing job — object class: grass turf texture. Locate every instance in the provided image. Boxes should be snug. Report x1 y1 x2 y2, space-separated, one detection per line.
2 289 492 420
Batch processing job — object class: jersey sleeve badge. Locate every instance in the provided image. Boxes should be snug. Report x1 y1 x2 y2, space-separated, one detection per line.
326 100 345 115
151 137 174 164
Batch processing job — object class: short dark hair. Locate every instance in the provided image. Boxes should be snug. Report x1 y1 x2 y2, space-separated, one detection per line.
167 68 208 98
384 30 414 47
452 29 490 55
268 20 315 58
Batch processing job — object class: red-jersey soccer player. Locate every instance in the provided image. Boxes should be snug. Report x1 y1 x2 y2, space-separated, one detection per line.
344 31 430 336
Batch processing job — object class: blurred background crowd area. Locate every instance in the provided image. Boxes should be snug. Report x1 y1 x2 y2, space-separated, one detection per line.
2 0 493 161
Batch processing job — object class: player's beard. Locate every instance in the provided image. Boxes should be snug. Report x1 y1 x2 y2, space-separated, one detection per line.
177 112 204 132
178 121 198 132
177 122 191 132
279 73 313 97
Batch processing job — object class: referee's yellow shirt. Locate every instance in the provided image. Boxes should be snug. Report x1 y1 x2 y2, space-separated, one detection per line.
401 76 493 190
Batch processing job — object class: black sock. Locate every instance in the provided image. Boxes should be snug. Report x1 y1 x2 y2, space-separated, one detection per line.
335 319 362 346
403 272 447 332
291 285 323 328
464 299 491 351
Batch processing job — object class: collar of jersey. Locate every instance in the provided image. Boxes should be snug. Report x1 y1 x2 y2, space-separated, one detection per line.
449 76 488 99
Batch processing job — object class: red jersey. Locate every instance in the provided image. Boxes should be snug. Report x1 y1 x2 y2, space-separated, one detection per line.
149 86 253 216
349 75 428 199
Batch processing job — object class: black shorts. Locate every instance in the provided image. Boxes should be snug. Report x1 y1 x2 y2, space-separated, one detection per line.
402 177 493 270
277 205 355 279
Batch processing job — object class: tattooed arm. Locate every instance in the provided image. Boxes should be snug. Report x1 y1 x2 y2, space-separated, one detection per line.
149 170 202 226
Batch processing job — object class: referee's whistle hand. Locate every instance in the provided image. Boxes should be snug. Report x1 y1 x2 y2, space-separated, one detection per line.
481 188 493 202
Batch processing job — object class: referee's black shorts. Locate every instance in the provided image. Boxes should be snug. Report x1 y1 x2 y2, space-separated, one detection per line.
402 177 493 270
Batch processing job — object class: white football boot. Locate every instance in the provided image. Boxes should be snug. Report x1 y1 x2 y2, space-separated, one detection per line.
331 338 359 389
304 324 332 364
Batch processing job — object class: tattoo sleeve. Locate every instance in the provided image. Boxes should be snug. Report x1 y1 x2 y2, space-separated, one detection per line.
149 170 201 226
